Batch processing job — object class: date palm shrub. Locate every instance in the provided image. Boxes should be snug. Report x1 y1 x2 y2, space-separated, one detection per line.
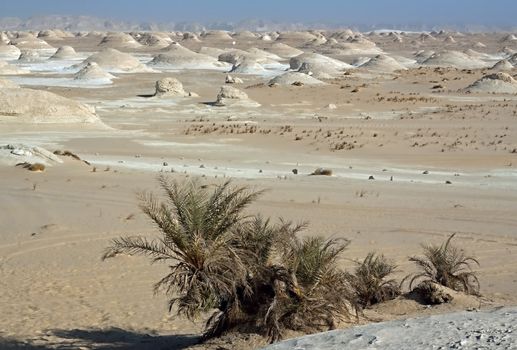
103 176 358 343
346 252 400 308
403 233 480 295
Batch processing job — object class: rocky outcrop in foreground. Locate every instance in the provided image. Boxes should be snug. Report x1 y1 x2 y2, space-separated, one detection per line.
263 307 517 350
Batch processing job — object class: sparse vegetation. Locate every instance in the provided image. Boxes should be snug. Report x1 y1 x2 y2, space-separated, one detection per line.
53 149 81 160
346 252 400 308
16 162 46 172
403 233 480 295
103 177 359 343
311 168 333 176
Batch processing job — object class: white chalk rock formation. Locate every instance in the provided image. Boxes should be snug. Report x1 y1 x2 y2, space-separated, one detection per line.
268 72 325 86
0 87 99 123
149 42 225 69
465 72 517 94
214 86 259 107
76 48 150 72
98 32 142 49
490 59 514 72
49 45 77 60
73 62 115 83
422 50 487 69
154 77 196 97
360 54 408 73
230 59 266 74
0 42 21 60
266 43 304 58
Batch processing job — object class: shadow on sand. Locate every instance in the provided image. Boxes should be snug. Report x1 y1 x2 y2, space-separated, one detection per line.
0 327 200 350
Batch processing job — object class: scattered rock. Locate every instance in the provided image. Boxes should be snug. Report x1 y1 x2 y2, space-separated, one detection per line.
225 75 243 84
412 281 454 305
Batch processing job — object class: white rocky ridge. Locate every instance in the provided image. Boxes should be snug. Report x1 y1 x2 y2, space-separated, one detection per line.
263 307 517 350
0 144 63 167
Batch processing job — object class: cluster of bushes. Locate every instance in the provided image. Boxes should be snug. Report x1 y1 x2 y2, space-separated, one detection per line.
103 177 480 343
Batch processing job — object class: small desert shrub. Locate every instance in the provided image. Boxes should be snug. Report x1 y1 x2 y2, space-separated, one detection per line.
346 252 400 308
28 163 46 172
103 176 358 343
403 233 480 295
311 168 333 176
17 162 46 172
54 150 81 160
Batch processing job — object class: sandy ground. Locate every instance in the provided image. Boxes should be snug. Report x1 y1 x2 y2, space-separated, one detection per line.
1 30 517 349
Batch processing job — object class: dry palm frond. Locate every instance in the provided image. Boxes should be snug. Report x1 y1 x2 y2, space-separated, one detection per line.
346 252 400 308
403 233 480 295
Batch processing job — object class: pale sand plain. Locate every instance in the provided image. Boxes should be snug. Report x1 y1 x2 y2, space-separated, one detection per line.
0 29 517 349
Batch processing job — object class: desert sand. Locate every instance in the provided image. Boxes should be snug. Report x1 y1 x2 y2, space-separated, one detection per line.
0 28 516 349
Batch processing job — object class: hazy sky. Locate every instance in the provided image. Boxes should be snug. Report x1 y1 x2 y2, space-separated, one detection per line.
0 0 516 26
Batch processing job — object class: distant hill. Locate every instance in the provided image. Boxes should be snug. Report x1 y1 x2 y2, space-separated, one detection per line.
0 15 515 33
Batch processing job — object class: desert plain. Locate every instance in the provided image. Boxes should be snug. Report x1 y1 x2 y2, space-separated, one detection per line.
0 28 517 349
